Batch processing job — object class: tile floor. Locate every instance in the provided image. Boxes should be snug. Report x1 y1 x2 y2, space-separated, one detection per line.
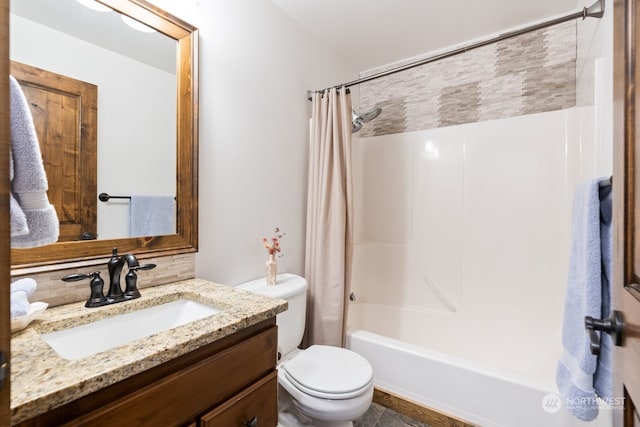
354 403 431 427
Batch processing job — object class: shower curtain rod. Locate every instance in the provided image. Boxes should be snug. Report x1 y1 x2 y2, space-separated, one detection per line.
307 0 605 99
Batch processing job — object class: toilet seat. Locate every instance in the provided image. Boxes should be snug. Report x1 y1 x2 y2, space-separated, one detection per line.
281 345 373 400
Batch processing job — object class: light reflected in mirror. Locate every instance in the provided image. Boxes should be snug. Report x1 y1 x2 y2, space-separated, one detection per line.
11 0 177 241
10 0 198 269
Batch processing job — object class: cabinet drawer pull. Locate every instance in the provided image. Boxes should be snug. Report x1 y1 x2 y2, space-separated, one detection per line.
244 416 258 427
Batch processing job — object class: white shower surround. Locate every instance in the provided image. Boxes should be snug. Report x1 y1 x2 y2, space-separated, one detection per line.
347 108 613 426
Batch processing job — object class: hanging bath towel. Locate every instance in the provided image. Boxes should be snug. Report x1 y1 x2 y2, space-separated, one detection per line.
9 75 59 248
130 195 175 237
556 177 613 421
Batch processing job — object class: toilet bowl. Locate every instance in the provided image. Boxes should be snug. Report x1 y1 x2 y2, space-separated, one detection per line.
278 345 374 426
237 274 374 427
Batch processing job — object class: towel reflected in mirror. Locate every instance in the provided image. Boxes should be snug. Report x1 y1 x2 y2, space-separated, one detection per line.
9 75 59 248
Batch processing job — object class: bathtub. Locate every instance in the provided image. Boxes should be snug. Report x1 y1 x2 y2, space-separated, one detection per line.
347 315 613 427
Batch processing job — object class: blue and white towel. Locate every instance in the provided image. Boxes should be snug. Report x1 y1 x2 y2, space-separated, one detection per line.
9 75 59 248
556 177 613 421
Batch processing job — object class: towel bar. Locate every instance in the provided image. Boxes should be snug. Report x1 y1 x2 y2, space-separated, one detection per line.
98 193 130 202
98 193 176 202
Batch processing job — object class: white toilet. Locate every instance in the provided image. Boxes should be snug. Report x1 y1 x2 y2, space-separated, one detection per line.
238 273 374 427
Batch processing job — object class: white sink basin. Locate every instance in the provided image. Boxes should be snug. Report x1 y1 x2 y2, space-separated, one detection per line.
41 299 222 360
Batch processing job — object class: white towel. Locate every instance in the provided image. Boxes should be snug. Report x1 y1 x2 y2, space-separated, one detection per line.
9 75 59 248
10 278 37 318
556 177 613 421
129 195 175 237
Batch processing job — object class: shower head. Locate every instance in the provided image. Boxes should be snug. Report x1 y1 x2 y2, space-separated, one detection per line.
352 106 382 133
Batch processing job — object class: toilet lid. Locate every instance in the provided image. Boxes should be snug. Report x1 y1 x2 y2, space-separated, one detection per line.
282 345 373 399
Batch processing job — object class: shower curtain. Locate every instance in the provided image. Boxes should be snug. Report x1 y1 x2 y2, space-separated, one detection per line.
305 87 354 347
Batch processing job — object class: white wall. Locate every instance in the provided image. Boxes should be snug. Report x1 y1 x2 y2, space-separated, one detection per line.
146 1 357 284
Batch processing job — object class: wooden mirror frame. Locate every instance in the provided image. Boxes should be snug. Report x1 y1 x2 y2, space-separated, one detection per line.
11 0 198 269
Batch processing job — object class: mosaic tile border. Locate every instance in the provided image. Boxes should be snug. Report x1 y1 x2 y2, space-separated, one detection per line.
359 22 576 137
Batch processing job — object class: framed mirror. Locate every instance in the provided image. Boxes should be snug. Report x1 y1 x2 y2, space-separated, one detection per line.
10 0 198 269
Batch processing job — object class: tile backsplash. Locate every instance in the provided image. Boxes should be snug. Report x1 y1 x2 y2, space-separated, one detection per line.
359 21 576 137
11 253 195 308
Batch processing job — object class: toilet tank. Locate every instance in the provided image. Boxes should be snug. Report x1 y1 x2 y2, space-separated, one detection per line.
237 273 308 356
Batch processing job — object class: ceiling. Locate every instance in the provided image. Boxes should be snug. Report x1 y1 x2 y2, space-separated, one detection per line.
11 0 176 73
271 0 581 72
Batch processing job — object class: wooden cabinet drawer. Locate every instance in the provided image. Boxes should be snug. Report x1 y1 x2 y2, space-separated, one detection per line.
200 371 277 427
64 327 277 426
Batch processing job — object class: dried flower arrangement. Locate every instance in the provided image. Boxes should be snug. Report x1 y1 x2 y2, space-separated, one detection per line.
262 227 285 257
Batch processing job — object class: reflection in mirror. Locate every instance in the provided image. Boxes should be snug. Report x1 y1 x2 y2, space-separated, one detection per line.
10 0 198 269
11 0 177 240
10 60 97 243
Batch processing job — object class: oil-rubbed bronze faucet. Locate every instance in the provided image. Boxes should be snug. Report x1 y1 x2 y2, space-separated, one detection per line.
106 248 126 301
60 271 106 307
123 254 156 299
62 248 156 308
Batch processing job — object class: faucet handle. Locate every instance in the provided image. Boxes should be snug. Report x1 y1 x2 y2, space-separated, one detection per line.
131 263 156 271
61 272 93 282
62 272 106 308
123 264 156 299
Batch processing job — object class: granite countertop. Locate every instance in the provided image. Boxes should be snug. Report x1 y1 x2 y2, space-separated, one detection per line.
10 278 287 425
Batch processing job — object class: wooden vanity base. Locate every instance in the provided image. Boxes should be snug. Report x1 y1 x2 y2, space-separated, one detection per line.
15 319 277 427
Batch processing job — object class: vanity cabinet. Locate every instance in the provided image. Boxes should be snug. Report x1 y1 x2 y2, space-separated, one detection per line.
200 373 277 426
16 319 278 427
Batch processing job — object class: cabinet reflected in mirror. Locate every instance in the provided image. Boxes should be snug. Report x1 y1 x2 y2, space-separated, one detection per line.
10 0 198 269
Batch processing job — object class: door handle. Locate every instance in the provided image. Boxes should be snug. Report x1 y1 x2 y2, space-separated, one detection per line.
584 310 624 355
